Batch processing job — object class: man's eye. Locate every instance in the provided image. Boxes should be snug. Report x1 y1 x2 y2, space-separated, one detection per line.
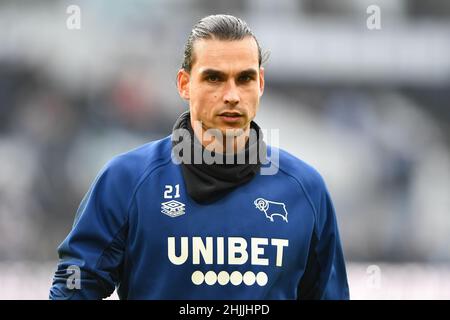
207 75 220 82
239 75 252 83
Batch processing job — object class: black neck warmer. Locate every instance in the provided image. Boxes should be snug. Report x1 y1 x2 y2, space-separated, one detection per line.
171 111 267 204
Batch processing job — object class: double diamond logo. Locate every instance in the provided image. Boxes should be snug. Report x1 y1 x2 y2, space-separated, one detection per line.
161 200 186 217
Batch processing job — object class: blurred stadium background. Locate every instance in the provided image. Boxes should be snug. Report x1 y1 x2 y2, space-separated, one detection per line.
0 0 449 299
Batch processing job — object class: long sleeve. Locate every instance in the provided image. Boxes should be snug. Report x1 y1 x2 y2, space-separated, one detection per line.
49 157 133 300
297 185 350 300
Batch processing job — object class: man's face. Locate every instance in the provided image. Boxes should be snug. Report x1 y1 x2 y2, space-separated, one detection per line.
177 37 264 135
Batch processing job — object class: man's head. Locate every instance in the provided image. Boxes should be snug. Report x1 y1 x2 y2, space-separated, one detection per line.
177 14 265 138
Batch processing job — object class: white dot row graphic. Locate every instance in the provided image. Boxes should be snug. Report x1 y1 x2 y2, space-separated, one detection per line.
191 270 268 286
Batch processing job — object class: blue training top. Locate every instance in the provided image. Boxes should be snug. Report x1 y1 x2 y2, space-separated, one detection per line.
49 136 349 299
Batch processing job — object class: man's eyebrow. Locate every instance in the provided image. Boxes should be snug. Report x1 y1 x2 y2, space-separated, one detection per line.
200 69 226 77
199 68 258 78
238 68 258 77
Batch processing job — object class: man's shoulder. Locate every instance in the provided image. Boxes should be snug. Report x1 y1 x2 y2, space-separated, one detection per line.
267 145 327 195
102 135 172 183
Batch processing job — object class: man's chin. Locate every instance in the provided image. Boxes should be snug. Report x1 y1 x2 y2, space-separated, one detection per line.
214 121 248 136
220 127 247 137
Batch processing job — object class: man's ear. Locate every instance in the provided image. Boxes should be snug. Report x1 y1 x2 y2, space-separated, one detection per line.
259 67 265 97
177 69 190 100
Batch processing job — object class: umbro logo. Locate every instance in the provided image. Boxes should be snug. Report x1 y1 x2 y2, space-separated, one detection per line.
161 200 186 217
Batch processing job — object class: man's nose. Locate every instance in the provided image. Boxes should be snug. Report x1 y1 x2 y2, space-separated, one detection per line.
223 81 240 105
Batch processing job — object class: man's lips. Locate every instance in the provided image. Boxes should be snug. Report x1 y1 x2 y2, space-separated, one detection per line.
218 112 243 123
218 111 242 117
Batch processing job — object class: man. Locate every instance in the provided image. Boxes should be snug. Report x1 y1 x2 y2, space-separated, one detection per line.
50 14 349 300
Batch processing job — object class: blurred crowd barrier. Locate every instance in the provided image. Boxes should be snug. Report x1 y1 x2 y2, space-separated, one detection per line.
0 261 449 300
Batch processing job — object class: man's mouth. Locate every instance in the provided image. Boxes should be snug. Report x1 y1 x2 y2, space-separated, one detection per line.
218 112 243 123
219 111 242 117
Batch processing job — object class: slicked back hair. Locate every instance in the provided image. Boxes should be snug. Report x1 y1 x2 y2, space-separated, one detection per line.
181 14 263 73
